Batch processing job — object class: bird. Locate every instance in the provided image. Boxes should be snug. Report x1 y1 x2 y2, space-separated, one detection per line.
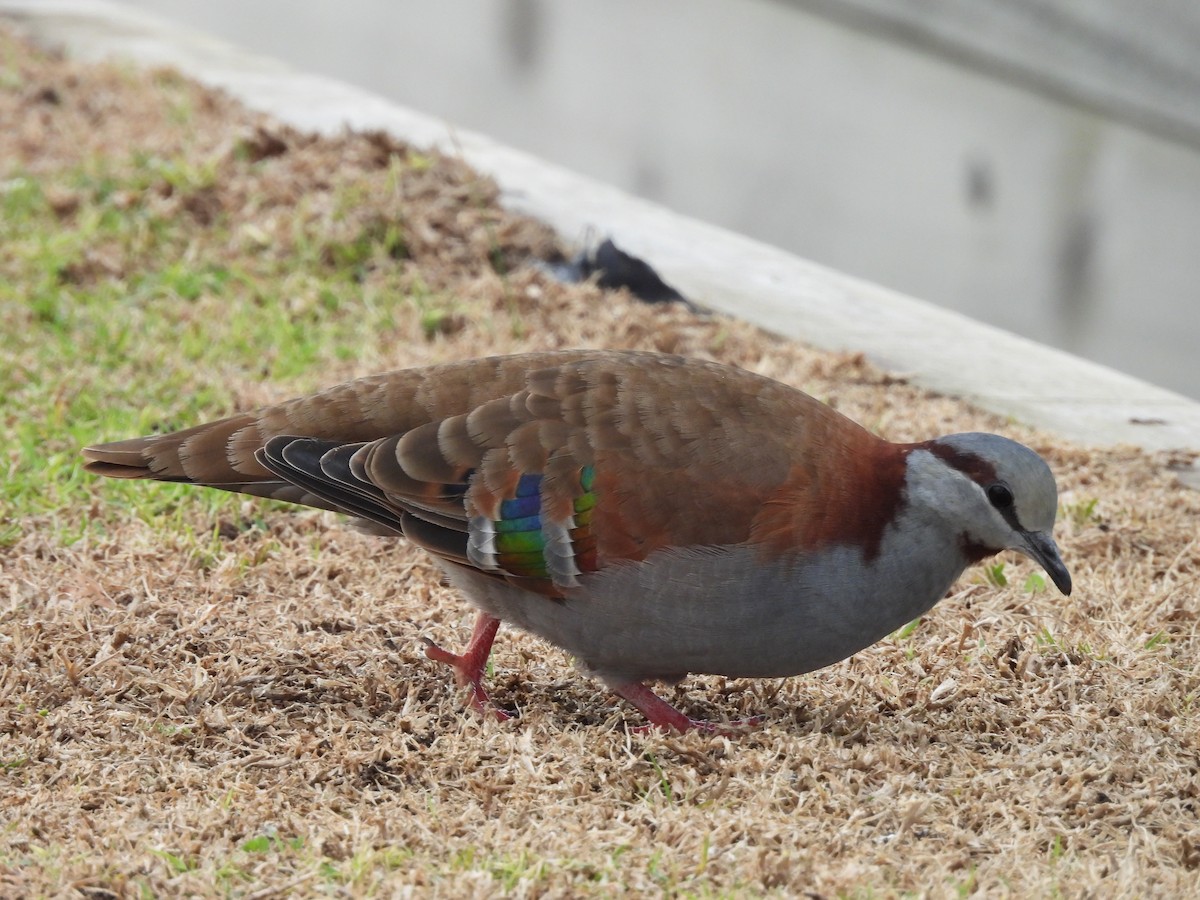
82 349 1072 731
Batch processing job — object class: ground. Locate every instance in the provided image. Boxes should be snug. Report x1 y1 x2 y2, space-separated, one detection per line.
1 23 1198 899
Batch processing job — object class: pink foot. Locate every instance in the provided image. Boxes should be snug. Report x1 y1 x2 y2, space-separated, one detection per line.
423 613 511 721
613 681 764 734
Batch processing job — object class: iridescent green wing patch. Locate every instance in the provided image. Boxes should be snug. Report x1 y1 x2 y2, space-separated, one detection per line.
467 465 597 589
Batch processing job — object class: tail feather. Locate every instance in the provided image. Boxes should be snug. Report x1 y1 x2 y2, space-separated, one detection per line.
81 413 270 484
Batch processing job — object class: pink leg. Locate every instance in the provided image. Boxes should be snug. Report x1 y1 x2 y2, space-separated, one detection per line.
613 681 696 731
613 681 765 733
423 613 511 721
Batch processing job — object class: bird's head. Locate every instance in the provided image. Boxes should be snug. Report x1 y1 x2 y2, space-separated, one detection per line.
909 432 1072 595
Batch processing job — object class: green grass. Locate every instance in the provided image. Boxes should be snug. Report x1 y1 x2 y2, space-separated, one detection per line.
983 561 1008 588
1063 497 1100 529
0 151 458 547
149 847 199 875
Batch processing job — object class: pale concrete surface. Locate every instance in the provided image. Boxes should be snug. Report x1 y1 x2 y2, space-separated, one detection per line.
799 0 1200 149
5 0 1199 480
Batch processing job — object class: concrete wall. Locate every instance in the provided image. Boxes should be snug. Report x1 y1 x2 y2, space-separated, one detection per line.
798 0 1200 149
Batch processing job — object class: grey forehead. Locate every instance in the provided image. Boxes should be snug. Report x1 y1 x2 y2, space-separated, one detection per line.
936 433 1059 529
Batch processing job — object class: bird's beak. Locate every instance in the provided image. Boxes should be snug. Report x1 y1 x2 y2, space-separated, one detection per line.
1020 530 1072 595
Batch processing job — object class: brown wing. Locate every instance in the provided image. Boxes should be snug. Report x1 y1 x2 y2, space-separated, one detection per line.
83 350 893 594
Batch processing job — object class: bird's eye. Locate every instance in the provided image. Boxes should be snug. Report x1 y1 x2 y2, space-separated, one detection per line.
987 483 1014 509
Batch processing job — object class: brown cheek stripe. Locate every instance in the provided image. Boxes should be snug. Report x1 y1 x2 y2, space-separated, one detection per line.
925 443 999 484
929 444 1025 534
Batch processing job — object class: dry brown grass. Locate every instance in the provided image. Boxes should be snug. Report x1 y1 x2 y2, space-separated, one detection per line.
2 24 1199 898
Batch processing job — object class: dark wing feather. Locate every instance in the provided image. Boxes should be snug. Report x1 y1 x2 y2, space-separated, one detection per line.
255 436 406 535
